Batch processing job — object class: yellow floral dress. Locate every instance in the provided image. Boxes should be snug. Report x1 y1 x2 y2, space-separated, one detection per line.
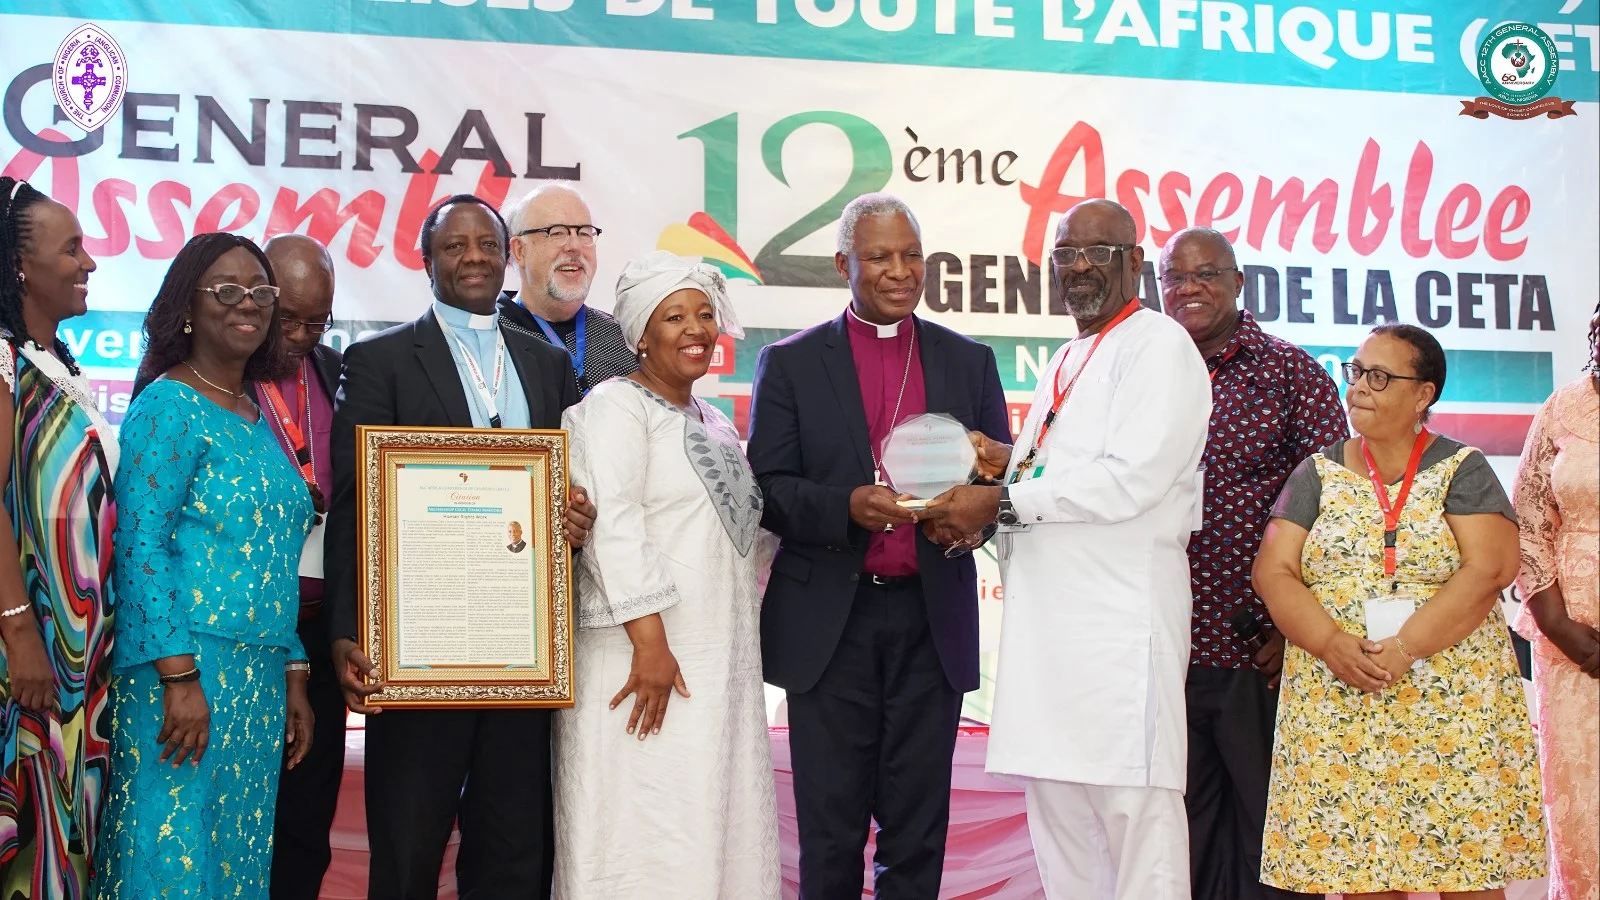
1260 442 1546 894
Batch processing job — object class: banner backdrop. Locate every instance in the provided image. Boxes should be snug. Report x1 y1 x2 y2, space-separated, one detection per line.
3 1 1596 720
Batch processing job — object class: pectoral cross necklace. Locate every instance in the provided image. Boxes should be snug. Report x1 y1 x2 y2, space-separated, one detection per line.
870 325 917 488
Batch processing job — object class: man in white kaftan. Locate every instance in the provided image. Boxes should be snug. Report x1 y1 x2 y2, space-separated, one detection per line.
923 199 1211 899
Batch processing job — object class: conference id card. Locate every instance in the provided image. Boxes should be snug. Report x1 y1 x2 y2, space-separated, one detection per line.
298 517 325 579
1363 597 1424 671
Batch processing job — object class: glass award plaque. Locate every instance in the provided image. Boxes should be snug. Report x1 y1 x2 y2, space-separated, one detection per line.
879 413 977 509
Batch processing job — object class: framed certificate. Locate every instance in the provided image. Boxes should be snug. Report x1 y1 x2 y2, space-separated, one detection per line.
356 425 573 708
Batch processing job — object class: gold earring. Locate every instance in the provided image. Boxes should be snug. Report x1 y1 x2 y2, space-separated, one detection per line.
638 346 647 359
184 319 192 334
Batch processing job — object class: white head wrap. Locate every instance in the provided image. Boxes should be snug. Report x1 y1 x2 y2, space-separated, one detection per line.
613 250 744 351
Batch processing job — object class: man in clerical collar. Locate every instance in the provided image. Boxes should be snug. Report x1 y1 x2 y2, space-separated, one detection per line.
326 194 595 898
1160 226 1343 900
498 183 637 394
747 192 1010 898
250 234 345 900
925 199 1212 898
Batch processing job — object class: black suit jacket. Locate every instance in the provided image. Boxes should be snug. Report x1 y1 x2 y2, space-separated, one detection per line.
747 314 1010 695
327 308 580 641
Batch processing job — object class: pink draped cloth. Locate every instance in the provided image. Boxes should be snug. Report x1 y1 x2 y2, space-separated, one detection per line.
318 724 1545 899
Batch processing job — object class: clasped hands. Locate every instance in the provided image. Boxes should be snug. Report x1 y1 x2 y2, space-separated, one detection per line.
333 485 599 715
1319 631 1416 693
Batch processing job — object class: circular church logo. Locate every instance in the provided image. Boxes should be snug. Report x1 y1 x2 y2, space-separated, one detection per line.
1476 22 1560 106
52 23 128 133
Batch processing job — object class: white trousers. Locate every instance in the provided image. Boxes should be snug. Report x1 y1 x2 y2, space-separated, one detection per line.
1023 778 1191 900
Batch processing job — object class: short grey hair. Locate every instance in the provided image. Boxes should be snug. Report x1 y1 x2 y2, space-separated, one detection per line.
836 192 921 255
503 182 586 235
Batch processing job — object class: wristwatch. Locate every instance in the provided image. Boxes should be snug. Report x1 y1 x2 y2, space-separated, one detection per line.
996 486 1019 527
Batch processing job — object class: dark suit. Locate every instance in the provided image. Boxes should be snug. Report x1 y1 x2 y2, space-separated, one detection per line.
748 313 1009 899
248 344 350 900
327 308 578 900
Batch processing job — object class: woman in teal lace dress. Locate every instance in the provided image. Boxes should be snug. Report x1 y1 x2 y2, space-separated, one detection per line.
0 178 117 898
96 234 315 899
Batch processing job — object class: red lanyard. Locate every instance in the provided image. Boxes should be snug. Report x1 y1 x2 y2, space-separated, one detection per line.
1207 345 1239 383
1360 428 1430 577
257 362 322 509
1010 299 1141 483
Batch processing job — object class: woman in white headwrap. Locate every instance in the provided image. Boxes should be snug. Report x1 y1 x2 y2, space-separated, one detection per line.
553 250 780 898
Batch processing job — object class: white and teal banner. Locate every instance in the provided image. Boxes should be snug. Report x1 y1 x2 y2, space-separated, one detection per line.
4 1 1596 716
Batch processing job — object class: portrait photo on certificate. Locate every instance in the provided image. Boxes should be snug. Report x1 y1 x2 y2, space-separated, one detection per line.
356 425 573 707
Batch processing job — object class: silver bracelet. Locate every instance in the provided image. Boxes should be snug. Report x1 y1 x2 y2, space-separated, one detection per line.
285 660 311 675
0 603 32 619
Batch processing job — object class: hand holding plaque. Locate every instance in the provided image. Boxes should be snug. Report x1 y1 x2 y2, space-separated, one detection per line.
879 413 978 510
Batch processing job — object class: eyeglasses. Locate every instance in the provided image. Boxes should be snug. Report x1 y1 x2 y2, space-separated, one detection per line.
1159 267 1238 290
1342 362 1427 392
1050 244 1133 268
197 283 279 306
515 224 602 245
280 316 333 335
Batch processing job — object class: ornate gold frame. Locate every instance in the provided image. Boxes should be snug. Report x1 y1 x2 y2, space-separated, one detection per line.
357 425 573 708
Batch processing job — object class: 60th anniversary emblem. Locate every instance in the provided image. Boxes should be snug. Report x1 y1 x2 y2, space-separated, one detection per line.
1461 22 1578 121
52 23 128 132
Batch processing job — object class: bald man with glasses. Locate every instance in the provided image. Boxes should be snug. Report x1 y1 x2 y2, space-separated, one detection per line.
249 233 348 900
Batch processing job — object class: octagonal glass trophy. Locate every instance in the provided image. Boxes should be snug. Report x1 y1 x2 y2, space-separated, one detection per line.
879 413 977 510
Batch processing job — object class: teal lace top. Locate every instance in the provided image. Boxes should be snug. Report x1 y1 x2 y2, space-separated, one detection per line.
111 379 312 670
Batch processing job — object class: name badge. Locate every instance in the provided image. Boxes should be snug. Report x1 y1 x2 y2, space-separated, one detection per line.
1363 597 1423 670
299 517 326 579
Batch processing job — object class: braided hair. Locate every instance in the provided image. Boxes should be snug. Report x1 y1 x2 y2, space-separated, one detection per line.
131 233 287 399
0 176 82 376
1587 295 1599 374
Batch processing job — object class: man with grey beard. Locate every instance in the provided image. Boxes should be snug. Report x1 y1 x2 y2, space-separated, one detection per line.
923 199 1210 898
499 184 637 394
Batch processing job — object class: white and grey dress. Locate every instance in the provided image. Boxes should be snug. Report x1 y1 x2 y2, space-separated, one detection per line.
553 378 779 899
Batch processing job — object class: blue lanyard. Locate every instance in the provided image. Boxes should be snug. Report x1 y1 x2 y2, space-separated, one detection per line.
532 306 587 383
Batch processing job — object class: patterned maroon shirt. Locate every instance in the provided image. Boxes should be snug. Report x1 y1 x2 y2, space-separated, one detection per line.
1190 310 1348 668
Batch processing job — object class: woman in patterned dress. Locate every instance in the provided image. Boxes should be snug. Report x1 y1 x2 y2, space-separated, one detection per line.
1511 303 1600 900
1252 323 1544 898
96 234 316 899
554 252 779 898
0 178 116 898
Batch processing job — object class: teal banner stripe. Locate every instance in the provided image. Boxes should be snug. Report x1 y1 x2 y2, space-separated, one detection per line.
68 311 1552 403
6 2 1596 102
730 327 1552 402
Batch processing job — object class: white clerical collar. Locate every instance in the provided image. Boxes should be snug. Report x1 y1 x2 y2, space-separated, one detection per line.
846 305 905 339
434 300 499 331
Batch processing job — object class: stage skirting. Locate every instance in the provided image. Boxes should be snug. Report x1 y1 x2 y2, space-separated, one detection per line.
320 724 1544 900
321 724 1039 899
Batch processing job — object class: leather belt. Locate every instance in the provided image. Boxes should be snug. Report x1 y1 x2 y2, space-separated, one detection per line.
862 574 919 589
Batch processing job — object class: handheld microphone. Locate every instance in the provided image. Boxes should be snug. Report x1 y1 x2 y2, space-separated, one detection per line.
1229 610 1270 653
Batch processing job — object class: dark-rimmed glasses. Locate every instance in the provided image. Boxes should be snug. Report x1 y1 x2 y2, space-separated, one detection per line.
1051 244 1134 268
197 283 279 306
1342 362 1426 392
1159 267 1238 290
280 316 333 336
515 224 602 245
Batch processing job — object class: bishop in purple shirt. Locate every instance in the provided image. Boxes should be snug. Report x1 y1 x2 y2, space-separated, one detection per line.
748 193 1011 899
250 234 347 900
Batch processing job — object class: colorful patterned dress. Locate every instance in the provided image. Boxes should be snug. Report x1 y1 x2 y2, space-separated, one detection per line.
0 340 117 899
96 379 311 899
1512 377 1600 900
1259 438 1546 894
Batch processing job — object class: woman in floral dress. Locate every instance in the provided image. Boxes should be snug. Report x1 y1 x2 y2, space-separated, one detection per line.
1252 323 1544 898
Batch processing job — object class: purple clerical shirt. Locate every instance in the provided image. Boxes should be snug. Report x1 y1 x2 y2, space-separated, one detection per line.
266 354 334 615
845 308 925 577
